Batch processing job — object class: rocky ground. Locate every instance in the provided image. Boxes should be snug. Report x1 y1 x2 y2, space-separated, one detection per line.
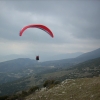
25 76 100 100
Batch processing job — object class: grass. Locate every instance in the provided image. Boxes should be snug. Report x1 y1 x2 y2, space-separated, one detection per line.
25 76 100 100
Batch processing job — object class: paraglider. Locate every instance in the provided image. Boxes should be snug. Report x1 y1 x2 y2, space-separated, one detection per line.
19 24 54 60
36 55 39 60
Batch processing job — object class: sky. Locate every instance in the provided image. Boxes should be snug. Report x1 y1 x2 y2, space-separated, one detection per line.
0 0 100 62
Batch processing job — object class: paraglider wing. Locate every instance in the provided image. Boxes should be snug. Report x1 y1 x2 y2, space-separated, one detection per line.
19 24 54 38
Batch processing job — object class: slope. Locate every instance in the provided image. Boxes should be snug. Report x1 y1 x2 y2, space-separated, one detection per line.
25 76 100 100
0 57 100 96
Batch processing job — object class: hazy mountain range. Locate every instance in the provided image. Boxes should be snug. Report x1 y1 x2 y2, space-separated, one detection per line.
0 52 83 62
0 48 100 73
0 48 100 96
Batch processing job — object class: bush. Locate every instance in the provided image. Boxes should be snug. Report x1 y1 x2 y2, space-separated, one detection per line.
21 90 28 97
43 79 60 88
54 80 60 84
28 86 39 94
0 95 8 100
6 95 19 100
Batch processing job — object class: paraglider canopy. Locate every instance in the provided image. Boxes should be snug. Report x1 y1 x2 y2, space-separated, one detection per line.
19 24 54 38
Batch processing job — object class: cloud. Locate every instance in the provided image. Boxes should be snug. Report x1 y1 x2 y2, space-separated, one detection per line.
0 0 100 61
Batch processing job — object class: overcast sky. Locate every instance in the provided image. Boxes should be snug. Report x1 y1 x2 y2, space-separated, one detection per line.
0 0 100 61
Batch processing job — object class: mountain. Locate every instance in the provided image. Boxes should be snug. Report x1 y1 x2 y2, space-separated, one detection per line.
43 48 100 65
0 54 31 63
0 57 100 96
40 52 83 61
75 48 100 62
0 48 100 84
0 48 100 68
59 57 100 80
0 52 83 62
0 58 56 84
0 48 100 97
0 58 37 72
0 58 37 84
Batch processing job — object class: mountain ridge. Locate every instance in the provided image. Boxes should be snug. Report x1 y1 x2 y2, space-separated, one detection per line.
0 57 100 97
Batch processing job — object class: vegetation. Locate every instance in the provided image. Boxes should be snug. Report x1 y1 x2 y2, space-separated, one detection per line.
0 96 8 100
0 79 60 100
0 85 39 100
43 79 60 88
25 76 100 100
28 86 39 94
0 57 100 99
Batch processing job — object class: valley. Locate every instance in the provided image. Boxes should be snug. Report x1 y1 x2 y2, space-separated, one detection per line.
0 48 100 99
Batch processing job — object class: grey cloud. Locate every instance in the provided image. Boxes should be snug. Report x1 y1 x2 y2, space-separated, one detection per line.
0 0 100 61
1 0 100 40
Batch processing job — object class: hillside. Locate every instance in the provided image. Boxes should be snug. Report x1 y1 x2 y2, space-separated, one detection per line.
39 57 100 82
39 48 100 68
75 48 100 63
59 57 100 80
0 58 36 73
0 48 100 84
0 58 51 84
0 57 100 96
25 76 100 100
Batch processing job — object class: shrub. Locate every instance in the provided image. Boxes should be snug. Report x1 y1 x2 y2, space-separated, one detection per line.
43 79 60 88
0 95 8 100
28 86 39 94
